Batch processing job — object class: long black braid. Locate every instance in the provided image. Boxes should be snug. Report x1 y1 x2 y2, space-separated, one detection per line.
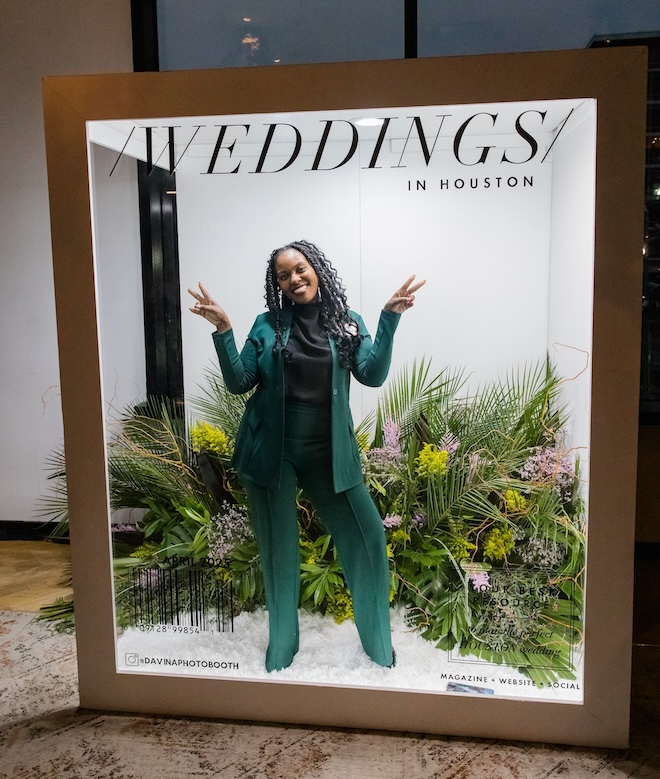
264 240 362 368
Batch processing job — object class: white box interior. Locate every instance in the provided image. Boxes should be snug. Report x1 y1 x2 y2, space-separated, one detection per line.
87 96 596 704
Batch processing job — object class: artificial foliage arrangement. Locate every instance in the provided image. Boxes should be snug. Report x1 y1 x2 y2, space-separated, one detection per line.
39 359 584 686
362 360 584 687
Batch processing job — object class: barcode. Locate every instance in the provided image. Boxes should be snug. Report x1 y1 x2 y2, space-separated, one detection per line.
127 567 234 632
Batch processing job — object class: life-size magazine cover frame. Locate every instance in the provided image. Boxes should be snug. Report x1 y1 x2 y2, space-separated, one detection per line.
42 48 646 747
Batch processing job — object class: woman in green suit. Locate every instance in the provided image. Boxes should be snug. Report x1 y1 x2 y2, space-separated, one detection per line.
189 240 424 672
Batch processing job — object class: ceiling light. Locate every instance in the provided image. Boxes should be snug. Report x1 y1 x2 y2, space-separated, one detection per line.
355 118 385 127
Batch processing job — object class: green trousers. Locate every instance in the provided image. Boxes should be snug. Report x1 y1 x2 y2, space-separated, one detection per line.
244 401 393 672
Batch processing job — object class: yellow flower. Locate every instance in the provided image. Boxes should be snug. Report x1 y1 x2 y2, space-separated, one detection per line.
504 489 528 513
130 541 160 560
483 526 515 561
416 443 449 478
386 543 394 559
390 529 410 545
326 590 354 624
190 421 233 457
448 536 477 561
214 566 233 582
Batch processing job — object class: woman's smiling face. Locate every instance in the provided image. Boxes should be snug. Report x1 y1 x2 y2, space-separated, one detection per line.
275 248 319 305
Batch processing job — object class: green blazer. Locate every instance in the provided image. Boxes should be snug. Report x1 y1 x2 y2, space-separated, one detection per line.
213 307 400 493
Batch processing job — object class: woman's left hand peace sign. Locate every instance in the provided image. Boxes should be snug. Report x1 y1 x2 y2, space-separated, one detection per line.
383 275 426 314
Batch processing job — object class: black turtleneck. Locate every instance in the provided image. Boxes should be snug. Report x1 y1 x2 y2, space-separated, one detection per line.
283 302 332 404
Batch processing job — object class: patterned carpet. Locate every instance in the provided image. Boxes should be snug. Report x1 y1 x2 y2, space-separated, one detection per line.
1 611 659 779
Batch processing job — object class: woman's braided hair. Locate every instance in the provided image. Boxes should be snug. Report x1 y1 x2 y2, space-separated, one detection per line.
265 240 362 368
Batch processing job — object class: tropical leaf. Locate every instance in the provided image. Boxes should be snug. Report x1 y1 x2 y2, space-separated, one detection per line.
455 361 567 459
228 540 264 606
188 365 251 440
35 445 70 538
107 397 216 514
374 358 464 449
37 597 75 632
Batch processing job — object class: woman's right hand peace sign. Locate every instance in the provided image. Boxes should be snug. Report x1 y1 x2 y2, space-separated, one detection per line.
188 282 232 333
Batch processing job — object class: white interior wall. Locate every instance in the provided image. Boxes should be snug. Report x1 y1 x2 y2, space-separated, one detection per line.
356 140 553 410
174 103 570 427
89 144 146 421
0 1 133 523
547 100 597 481
176 143 364 415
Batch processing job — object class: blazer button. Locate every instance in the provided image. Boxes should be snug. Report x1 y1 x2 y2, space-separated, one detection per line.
332 388 338 395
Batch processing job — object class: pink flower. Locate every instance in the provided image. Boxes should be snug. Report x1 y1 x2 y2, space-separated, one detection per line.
363 419 404 479
207 502 252 562
383 514 403 528
412 512 426 528
519 446 575 501
469 571 491 592
383 418 402 453
468 452 486 481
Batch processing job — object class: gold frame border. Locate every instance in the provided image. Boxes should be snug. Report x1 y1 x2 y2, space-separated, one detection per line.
43 48 647 747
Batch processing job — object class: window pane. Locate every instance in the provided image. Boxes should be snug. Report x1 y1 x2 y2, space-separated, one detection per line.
157 0 404 70
418 0 660 58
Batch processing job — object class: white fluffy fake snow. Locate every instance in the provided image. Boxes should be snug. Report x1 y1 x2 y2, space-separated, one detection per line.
116 607 583 703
